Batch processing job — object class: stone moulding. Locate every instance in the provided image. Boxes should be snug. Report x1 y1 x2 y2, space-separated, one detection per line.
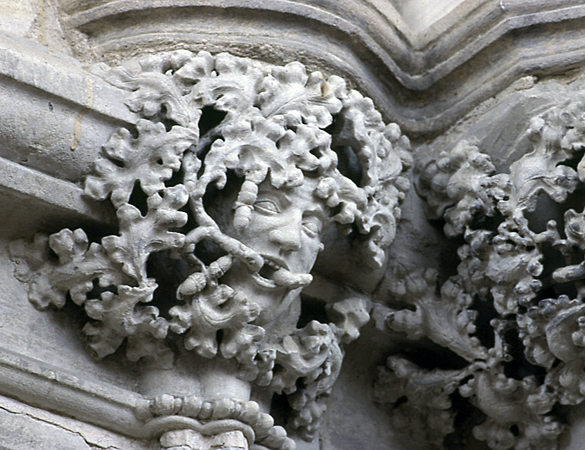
0 343 325 448
9 50 411 449
0 156 115 237
0 346 145 438
0 33 136 183
54 0 585 134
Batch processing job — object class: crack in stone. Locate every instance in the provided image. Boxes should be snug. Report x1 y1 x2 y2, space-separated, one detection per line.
0 404 126 450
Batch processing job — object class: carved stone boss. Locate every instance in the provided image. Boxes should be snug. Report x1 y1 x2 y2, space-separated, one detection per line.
10 51 411 449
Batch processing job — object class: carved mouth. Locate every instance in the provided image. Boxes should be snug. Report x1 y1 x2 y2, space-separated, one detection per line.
252 256 289 289
251 255 313 290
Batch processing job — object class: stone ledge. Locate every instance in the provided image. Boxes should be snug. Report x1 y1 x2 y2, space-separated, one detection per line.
0 156 114 239
0 346 145 439
0 32 136 182
0 393 152 450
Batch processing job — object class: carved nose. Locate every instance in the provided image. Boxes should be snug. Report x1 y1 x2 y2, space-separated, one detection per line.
269 226 302 251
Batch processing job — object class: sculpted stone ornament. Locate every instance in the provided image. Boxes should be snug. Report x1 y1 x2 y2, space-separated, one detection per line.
374 97 585 449
9 51 411 449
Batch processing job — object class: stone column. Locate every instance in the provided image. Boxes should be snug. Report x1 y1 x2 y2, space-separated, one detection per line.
160 429 248 450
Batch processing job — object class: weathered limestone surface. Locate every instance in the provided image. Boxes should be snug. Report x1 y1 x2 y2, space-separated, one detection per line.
5 1 585 450
0 393 154 450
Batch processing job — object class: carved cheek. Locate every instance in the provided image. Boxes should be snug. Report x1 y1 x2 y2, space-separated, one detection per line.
239 214 282 247
294 235 323 272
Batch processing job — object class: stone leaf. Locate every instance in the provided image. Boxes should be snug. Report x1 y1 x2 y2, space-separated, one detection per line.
383 266 487 362
460 369 561 450
10 228 128 310
517 300 563 371
282 324 343 441
454 231 493 299
564 207 585 251
85 120 197 208
288 393 328 441
172 50 215 86
499 112 580 218
202 115 280 187
326 296 372 344
487 233 543 315
374 356 468 447
125 70 195 126
547 361 585 405
8 229 169 360
459 219 544 316
339 92 397 189
555 99 585 180
520 296 585 405
83 281 169 359
257 63 343 128
330 94 412 268
269 321 338 395
256 320 345 441
102 51 203 126
220 324 266 364
416 140 507 238
101 186 189 282
169 284 260 359
205 53 262 109
237 348 277 385
272 125 333 185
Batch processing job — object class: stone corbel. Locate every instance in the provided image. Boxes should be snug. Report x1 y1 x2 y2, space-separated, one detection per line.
10 50 411 448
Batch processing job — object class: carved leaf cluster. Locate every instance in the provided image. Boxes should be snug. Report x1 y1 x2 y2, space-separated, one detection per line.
374 357 471 447
12 51 411 443
382 266 487 362
10 229 128 310
376 98 585 450
85 121 197 207
416 140 507 238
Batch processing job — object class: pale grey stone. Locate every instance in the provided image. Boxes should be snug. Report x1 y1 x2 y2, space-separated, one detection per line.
0 408 94 450
4 1 585 450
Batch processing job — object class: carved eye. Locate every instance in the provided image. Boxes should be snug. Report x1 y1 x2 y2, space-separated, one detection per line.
302 216 322 237
253 199 280 215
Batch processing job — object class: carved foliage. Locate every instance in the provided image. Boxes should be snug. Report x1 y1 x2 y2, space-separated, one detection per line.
11 51 411 441
375 98 585 450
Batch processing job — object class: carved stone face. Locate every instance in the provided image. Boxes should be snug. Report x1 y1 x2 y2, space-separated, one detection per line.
220 177 330 325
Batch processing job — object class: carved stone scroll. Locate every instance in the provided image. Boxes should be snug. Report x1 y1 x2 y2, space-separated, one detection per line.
9 51 411 449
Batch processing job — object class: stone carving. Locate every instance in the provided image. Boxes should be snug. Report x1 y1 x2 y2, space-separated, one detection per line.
10 51 411 448
374 98 585 449
134 394 289 450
